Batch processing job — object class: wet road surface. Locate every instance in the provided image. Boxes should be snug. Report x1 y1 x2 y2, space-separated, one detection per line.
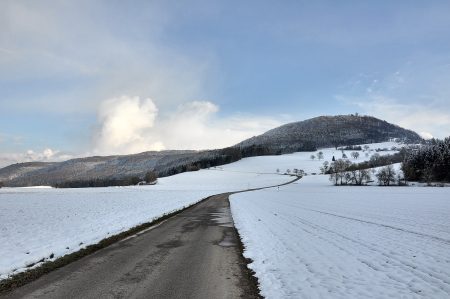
2 193 260 299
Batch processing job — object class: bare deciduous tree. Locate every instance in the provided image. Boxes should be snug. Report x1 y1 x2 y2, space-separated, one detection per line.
317 151 324 160
376 165 396 186
351 151 360 159
329 159 351 185
320 161 329 174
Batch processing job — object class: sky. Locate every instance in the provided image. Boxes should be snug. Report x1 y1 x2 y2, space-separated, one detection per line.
1 0 450 167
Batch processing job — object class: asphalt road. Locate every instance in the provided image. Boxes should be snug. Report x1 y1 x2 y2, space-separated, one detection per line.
3 193 260 299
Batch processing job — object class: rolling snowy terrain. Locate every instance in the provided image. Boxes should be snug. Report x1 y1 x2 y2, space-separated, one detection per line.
0 169 290 279
222 141 400 174
230 148 450 298
2 139 436 298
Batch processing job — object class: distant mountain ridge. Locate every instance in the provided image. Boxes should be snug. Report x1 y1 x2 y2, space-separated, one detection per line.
0 115 422 187
236 115 421 155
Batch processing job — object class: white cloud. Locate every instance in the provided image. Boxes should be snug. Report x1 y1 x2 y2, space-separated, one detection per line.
0 148 73 168
0 1 213 114
339 95 450 139
419 132 434 140
94 96 162 154
93 96 283 155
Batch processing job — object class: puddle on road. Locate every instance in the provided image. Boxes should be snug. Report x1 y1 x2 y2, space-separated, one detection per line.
210 207 238 247
219 233 236 247
210 207 234 228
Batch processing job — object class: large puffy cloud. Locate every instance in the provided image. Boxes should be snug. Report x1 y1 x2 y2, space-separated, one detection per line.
94 96 163 154
93 96 283 155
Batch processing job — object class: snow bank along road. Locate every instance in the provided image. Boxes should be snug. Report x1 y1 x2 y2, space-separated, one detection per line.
231 175 450 299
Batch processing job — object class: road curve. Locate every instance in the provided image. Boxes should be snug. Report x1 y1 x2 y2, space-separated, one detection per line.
2 193 260 299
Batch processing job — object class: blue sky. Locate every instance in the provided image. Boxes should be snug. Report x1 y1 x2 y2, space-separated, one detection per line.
1 1 450 166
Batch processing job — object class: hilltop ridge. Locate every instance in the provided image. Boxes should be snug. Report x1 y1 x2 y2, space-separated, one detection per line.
236 115 421 156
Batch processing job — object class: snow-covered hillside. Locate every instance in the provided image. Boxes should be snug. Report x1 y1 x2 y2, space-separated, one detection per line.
222 141 400 175
230 163 450 298
236 115 422 155
0 169 290 279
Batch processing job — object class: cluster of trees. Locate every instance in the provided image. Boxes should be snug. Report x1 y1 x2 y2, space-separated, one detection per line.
53 176 144 188
351 151 360 159
338 145 362 151
375 165 403 186
349 150 406 170
310 151 324 160
240 144 273 157
328 159 405 186
144 171 158 183
328 159 372 185
402 137 450 183
162 147 242 177
54 171 159 188
276 168 305 176
336 150 361 160
240 142 317 157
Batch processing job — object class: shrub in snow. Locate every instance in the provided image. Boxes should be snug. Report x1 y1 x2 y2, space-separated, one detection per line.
144 171 158 183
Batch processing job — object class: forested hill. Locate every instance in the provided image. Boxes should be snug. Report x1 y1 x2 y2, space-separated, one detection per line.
235 115 422 156
0 115 422 187
0 149 241 187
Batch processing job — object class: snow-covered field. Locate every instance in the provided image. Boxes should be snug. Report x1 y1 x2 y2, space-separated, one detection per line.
2 139 436 299
230 174 450 298
0 168 290 279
